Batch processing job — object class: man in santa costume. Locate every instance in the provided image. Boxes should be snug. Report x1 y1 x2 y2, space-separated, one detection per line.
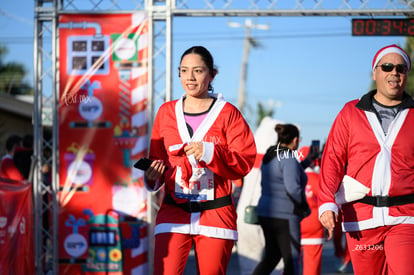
318 44 414 275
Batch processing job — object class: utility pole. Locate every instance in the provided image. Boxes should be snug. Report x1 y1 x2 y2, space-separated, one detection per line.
228 19 269 114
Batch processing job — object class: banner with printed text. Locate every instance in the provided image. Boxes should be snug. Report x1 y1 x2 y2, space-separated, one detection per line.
0 179 34 275
58 13 149 275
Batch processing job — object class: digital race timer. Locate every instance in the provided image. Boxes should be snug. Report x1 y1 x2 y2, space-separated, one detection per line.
352 18 414 36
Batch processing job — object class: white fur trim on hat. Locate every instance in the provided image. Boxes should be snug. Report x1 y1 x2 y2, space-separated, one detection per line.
372 44 411 72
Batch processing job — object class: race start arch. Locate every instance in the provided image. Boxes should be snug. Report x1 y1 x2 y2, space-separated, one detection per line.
32 0 414 274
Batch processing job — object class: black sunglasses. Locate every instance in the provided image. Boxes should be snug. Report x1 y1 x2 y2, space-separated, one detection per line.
376 63 408 74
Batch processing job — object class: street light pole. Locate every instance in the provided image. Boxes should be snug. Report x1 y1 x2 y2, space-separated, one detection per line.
228 19 269 114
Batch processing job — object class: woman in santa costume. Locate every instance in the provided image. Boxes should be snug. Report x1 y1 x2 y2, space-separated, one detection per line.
143 46 256 275
318 44 414 275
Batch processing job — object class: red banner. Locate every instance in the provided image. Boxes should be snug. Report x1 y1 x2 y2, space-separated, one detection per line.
0 178 35 275
58 12 149 274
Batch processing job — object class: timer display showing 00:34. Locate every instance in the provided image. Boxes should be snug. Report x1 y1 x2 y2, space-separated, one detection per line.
352 18 414 36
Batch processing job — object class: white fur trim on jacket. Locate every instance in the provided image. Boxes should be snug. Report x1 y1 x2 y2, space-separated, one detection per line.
335 175 370 205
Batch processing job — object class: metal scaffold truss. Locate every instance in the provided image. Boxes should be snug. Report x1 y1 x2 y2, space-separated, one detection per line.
173 0 414 16
33 0 414 274
59 0 414 15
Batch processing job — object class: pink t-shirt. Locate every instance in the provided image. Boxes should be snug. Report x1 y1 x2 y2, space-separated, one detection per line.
184 113 208 136
183 97 216 137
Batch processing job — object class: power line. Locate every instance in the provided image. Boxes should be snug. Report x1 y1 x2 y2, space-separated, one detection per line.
174 31 350 41
0 8 33 26
0 30 350 46
0 37 34 44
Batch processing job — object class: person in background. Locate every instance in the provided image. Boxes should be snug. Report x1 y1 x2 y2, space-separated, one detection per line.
0 134 24 181
299 146 325 275
318 44 414 275
252 124 309 275
142 45 256 275
231 178 243 207
333 213 352 273
14 134 34 180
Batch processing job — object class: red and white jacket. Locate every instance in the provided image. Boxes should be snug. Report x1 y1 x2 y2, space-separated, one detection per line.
318 91 414 232
0 154 24 181
147 93 256 240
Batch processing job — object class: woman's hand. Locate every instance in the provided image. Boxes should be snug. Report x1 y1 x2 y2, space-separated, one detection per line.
144 160 167 181
184 142 204 161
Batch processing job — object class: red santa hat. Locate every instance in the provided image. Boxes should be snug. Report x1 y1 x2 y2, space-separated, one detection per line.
298 146 310 162
372 44 411 72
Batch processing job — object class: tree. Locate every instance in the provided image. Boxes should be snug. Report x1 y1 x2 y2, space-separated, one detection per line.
256 102 274 127
404 37 414 97
0 44 32 95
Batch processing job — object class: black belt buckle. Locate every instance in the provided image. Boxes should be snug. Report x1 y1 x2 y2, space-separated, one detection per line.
189 201 202 212
374 196 390 207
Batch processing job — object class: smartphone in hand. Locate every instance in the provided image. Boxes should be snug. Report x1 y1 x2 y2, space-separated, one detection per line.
134 157 153 171
310 140 320 157
133 157 169 171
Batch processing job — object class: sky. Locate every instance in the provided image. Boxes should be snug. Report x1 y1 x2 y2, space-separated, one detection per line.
0 0 408 149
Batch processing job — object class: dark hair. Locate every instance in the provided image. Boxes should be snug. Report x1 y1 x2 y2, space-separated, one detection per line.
178 46 217 91
5 134 22 153
275 124 299 145
22 134 33 148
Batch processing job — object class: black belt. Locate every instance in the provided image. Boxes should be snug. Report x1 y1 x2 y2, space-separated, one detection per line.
358 194 414 207
163 194 233 213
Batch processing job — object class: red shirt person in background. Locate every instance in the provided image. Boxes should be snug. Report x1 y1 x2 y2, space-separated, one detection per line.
13 134 34 180
0 134 24 181
299 146 325 275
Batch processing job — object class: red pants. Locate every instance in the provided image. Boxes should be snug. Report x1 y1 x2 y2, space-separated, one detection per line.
301 244 323 275
346 224 414 275
154 232 234 275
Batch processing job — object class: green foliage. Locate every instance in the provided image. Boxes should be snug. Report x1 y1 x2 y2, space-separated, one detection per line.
256 102 274 127
0 44 33 95
404 37 414 97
